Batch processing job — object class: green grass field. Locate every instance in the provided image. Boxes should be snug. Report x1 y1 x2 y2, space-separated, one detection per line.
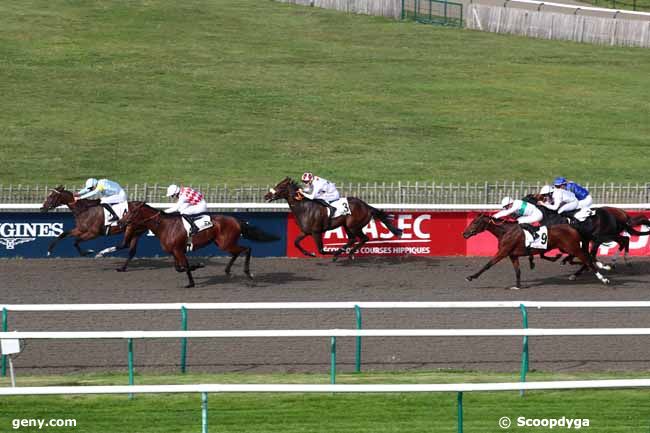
1 1 649 186
2 370 650 432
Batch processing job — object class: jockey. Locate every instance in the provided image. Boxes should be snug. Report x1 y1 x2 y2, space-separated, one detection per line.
538 184 579 215
164 184 208 235
493 196 543 238
77 178 128 222
553 177 592 209
299 172 339 217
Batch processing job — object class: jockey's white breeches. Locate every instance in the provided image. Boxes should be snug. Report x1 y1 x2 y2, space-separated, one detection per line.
558 201 579 214
180 201 208 215
578 195 593 209
100 191 127 205
517 208 543 225
317 190 340 202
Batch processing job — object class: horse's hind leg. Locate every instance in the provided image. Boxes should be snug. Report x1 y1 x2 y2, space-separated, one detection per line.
295 232 316 257
333 228 357 262
116 235 140 272
566 245 609 285
347 230 370 260
312 232 332 256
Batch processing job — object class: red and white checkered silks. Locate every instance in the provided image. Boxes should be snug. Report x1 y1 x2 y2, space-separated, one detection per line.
180 187 204 205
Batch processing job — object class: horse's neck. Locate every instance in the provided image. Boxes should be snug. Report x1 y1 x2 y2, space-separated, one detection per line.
485 221 511 238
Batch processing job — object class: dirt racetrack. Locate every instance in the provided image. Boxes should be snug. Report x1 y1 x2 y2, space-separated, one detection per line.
2 255 650 375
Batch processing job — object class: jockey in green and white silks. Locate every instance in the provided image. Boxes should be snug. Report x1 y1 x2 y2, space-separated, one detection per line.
77 178 128 222
493 197 543 225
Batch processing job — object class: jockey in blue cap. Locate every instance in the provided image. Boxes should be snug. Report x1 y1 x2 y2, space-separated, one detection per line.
553 177 592 209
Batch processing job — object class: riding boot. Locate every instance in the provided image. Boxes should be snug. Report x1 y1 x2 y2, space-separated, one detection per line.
520 223 539 239
102 204 120 223
183 215 199 236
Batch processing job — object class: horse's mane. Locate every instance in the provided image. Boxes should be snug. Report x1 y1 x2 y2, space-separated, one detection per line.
286 178 301 190
140 202 179 219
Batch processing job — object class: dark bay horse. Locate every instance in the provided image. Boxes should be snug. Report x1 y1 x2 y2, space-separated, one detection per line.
463 214 609 289
40 186 146 272
118 203 279 288
264 177 402 260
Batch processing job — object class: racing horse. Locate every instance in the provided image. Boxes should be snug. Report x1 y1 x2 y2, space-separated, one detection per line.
462 213 609 289
40 186 146 272
524 194 650 269
264 177 402 260
118 202 279 288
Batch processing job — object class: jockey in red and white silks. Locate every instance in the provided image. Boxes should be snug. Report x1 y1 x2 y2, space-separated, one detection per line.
165 185 208 215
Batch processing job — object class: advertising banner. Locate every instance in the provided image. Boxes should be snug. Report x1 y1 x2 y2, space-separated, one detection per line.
0 212 287 258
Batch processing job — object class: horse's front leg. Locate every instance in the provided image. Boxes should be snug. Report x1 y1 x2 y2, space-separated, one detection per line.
466 251 508 282
47 228 78 256
172 250 195 288
116 234 141 272
510 256 522 290
294 232 316 257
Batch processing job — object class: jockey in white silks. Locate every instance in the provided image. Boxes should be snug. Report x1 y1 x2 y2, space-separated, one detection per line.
77 178 128 222
538 185 579 215
299 172 340 218
165 185 208 235
493 196 544 238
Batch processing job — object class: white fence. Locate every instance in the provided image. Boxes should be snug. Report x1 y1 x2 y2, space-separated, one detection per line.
4 302 650 432
468 1 650 48
275 0 402 19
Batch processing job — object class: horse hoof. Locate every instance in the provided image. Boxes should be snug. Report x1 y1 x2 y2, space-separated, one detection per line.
568 275 577 281
465 276 473 282
332 255 339 262
185 283 195 288
601 278 611 285
246 272 254 280
115 267 127 273
509 286 521 291
47 251 52 257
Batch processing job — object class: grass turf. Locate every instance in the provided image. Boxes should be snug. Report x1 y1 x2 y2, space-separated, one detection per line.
1 1 649 187
2 370 650 432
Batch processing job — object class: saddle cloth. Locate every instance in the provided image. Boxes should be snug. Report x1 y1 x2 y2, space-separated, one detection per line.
327 198 352 218
103 202 129 227
181 214 213 236
523 226 549 249
573 208 596 222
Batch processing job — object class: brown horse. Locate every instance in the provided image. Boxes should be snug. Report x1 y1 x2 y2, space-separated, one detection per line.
118 202 279 288
40 186 146 272
264 177 402 260
462 214 610 289
599 207 650 266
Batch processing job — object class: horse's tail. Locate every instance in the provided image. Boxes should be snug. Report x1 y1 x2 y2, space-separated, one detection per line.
622 222 650 237
370 207 403 237
239 221 280 242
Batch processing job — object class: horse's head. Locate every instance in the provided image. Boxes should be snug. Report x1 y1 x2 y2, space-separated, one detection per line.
462 213 492 239
118 202 156 230
264 177 300 202
41 185 74 212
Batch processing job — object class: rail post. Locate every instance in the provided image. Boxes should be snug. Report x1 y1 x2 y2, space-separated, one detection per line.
201 392 209 433
180 306 188 373
330 336 337 384
1 308 7 377
354 305 362 373
128 338 134 399
519 304 530 397
457 392 464 433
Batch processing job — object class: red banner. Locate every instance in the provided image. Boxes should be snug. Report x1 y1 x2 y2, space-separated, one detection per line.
285 211 650 257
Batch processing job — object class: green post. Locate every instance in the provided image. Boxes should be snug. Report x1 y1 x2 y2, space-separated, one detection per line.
457 392 463 433
128 338 134 399
180 306 188 374
330 336 337 384
201 392 208 433
401 0 405 19
519 304 529 397
1 308 7 377
354 305 362 373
